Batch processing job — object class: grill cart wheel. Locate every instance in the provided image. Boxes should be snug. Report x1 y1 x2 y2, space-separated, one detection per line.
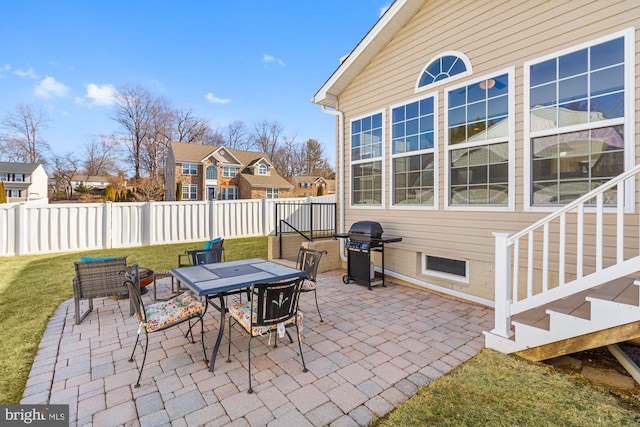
342 275 350 284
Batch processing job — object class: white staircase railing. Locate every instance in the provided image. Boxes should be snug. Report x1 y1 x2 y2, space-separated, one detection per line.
490 164 640 340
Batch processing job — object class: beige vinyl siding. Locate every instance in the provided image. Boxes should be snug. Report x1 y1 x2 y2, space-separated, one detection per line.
335 0 639 300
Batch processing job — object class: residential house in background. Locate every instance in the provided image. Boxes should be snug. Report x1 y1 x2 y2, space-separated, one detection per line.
166 142 294 201
0 162 48 203
312 0 640 360
69 174 118 196
292 175 332 197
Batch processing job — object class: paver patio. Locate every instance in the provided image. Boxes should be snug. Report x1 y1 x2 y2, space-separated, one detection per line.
21 268 494 426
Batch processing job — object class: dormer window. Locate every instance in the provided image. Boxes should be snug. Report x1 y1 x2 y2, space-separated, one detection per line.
258 164 268 175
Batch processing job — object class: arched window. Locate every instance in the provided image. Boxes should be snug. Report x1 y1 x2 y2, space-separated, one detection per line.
206 166 217 180
416 51 472 91
258 164 268 175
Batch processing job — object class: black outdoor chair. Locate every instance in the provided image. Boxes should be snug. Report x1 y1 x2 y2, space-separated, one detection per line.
296 247 327 322
226 277 307 393
123 264 208 388
178 238 224 266
191 246 224 265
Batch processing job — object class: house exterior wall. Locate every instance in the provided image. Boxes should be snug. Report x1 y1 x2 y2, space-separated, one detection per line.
331 0 640 301
28 165 48 203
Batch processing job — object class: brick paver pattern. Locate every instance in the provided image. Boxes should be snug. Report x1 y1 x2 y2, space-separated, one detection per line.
22 269 494 426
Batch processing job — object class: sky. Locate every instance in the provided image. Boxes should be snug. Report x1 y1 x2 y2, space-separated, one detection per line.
0 1 391 170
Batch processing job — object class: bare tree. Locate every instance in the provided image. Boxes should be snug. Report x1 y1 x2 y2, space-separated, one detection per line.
50 153 79 199
202 127 225 146
225 120 249 150
141 95 173 182
272 135 304 179
251 120 283 160
82 135 119 176
174 107 211 143
111 85 154 179
0 103 51 164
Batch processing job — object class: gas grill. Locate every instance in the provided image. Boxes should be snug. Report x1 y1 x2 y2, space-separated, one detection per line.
336 221 402 290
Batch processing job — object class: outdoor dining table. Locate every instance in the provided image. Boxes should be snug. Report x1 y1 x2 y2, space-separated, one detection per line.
169 258 308 372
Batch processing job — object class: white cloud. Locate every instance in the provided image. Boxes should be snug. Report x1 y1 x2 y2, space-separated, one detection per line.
15 67 40 79
85 83 116 106
205 92 230 104
34 76 69 99
263 54 285 67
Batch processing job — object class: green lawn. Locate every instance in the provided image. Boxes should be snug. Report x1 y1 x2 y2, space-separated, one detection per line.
0 236 267 404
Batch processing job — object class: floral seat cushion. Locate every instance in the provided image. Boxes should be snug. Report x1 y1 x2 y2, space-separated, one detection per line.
300 280 316 291
144 292 204 332
228 301 303 337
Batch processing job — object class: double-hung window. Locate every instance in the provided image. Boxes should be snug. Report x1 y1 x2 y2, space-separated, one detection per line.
351 111 384 206
527 29 631 206
221 186 237 200
223 166 236 178
182 184 197 200
391 95 436 207
446 72 511 207
182 163 197 175
266 187 278 198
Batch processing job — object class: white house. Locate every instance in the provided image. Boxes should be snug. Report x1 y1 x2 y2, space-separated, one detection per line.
0 162 48 203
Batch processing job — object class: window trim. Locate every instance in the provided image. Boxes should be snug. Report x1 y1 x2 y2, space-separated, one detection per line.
182 183 198 200
444 67 516 211
258 164 268 176
222 166 237 178
421 254 469 284
221 186 238 200
415 51 473 93
523 27 635 212
350 109 386 209
182 163 197 176
389 92 439 210
266 187 279 198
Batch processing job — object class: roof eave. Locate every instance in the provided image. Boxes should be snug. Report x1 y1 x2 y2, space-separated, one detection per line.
311 0 425 107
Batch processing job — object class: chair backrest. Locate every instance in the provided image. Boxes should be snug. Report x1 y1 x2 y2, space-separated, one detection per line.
295 247 326 283
251 277 304 328
203 238 224 250
123 263 146 323
190 247 224 265
74 257 129 298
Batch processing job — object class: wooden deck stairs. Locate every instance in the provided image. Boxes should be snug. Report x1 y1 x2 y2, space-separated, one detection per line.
508 277 640 361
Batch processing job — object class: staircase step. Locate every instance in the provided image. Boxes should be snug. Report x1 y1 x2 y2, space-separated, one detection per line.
588 276 636 302
512 306 550 330
546 289 593 320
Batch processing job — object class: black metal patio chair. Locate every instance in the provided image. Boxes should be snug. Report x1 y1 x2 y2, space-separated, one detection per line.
296 247 327 322
123 264 208 388
226 277 307 393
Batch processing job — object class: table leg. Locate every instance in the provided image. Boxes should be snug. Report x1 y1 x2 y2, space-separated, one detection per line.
208 294 227 373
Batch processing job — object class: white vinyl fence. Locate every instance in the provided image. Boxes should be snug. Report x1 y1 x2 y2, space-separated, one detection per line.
0 195 336 257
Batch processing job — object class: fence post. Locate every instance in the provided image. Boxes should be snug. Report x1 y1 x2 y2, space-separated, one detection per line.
16 202 27 255
261 198 267 236
210 199 217 239
491 231 514 339
147 200 155 246
104 202 112 250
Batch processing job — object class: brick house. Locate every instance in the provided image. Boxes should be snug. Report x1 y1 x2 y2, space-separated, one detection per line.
292 176 331 197
165 142 294 201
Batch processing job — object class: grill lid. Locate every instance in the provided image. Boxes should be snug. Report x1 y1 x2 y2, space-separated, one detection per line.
349 221 383 239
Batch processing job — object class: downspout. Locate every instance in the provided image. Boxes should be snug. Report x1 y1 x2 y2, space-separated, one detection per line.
320 105 347 262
